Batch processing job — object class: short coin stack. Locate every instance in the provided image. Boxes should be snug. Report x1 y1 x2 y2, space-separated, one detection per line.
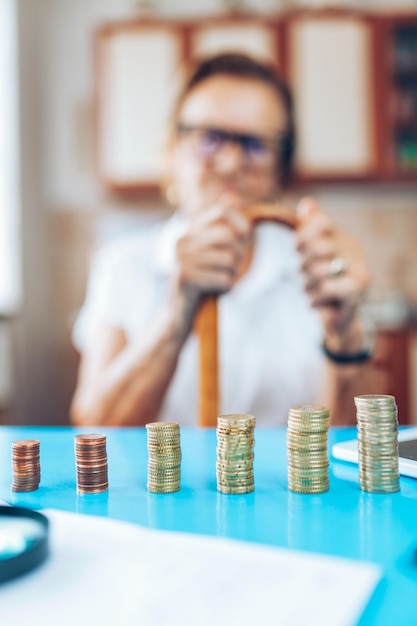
216 414 255 495
287 405 330 494
74 434 108 494
11 440 41 492
354 394 400 493
146 422 181 493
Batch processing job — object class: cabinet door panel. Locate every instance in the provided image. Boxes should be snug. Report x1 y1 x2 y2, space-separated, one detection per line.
97 28 182 189
192 24 276 62
289 18 375 177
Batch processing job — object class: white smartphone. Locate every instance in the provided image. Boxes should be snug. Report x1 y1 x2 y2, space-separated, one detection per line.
332 427 417 479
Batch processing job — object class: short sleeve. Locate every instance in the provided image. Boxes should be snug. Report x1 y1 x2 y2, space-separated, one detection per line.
72 245 131 353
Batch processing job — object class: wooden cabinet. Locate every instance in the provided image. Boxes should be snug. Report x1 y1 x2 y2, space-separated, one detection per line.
286 13 376 182
95 21 184 194
94 10 417 195
374 16 417 179
190 18 278 62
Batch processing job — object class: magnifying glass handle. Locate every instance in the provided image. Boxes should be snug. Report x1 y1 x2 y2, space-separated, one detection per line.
196 203 298 428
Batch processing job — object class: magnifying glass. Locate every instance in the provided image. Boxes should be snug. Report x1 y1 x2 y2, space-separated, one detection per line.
0 506 49 583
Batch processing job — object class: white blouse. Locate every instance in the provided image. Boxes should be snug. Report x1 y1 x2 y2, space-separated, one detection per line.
73 216 325 426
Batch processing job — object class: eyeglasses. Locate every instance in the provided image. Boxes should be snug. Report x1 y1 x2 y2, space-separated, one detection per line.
176 124 290 169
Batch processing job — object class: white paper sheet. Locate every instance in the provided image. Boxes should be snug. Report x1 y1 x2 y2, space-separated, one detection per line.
1 509 380 626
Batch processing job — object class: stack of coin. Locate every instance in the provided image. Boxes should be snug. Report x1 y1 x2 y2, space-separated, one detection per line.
354 394 400 493
216 414 255 495
74 434 108 494
11 440 41 492
146 422 181 493
287 405 330 494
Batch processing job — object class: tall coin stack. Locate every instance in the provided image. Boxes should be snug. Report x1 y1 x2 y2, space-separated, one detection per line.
11 440 41 492
216 414 255 495
146 422 181 493
74 434 109 494
354 394 400 493
287 405 330 494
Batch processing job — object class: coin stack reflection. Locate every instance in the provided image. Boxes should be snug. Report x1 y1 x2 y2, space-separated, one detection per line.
287 405 330 494
146 422 181 493
216 414 255 495
354 394 400 493
74 434 108 494
11 440 40 492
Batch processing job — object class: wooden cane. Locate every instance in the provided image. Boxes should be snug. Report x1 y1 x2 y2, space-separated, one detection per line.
194 203 299 427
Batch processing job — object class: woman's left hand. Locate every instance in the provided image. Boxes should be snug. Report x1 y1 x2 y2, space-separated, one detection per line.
295 197 371 353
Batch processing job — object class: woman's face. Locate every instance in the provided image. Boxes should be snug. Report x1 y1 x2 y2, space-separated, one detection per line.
171 75 288 217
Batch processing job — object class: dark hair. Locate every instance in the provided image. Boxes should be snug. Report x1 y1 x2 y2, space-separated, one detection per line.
172 52 295 188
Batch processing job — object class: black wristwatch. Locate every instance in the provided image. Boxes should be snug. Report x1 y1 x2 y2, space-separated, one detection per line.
322 341 373 365
322 308 375 365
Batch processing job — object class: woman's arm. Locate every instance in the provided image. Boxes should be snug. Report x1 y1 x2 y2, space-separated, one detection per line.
70 294 195 426
295 197 376 425
318 315 376 425
71 203 252 426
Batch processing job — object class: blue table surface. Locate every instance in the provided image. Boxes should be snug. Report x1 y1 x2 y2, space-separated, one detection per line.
1 426 417 625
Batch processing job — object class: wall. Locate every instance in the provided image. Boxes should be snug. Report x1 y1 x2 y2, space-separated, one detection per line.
9 0 53 425
11 0 417 426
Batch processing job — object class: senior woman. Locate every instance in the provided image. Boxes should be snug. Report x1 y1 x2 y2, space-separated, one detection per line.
71 53 372 427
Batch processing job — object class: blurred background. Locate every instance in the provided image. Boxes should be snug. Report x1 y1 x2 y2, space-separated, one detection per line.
0 0 417 426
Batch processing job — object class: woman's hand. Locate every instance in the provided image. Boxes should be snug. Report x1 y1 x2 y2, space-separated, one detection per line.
296 197 371 353
174 199 252 312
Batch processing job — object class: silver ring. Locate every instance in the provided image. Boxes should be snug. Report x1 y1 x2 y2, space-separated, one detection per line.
327 256 347 277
